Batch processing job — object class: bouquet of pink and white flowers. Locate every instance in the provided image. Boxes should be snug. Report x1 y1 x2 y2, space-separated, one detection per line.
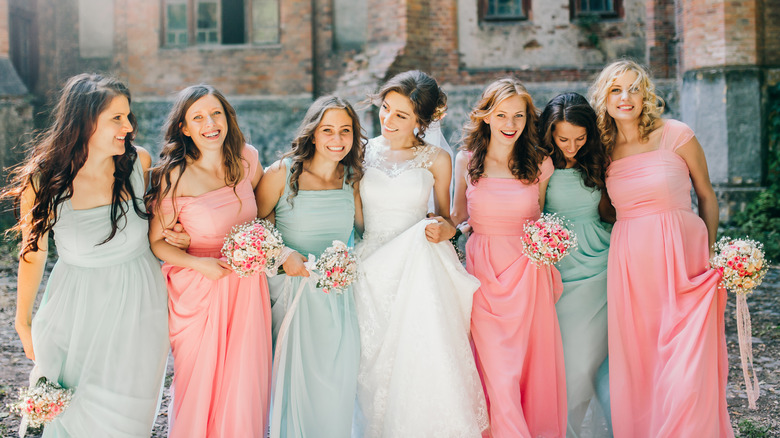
711 237 768 294
710 237 770 409
221 218 284 277
314 240 358 294
521 213 578 266
8 377 74 434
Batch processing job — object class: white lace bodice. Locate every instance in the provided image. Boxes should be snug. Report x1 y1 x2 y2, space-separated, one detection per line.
360 136 439 246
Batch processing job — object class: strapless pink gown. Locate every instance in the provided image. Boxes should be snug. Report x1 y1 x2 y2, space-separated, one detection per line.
606 120 733 437
161 145 272 438
466 157 567 438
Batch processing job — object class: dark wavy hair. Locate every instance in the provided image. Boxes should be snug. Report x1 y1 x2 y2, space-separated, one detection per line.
461 77 544 184
370 70 447 145
145 85 246 217
1 73 145 259
539 92 608 190
284 95 366 201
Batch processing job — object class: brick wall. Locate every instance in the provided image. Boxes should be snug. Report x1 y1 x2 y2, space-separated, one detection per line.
723 0 758 65
645 0 677 78
681 0 762 71
119 0 313 97
33 0 316 98
762 0 780 65
367 0 406 46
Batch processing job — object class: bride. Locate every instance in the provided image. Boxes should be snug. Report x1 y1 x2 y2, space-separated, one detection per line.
353 70 488 437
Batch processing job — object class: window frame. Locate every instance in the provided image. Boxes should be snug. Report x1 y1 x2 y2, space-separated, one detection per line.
480 0 531 22
161 0 279 48
570 0 623 20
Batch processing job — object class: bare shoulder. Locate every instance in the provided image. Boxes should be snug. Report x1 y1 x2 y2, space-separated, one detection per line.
134 146 153 172
264 159 287 179
430 146 452 168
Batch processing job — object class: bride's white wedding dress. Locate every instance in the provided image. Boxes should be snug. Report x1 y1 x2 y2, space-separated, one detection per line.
353 136 488 438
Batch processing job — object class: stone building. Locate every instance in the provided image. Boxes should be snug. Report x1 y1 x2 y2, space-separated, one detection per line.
0 0 33 179
2 0 777 218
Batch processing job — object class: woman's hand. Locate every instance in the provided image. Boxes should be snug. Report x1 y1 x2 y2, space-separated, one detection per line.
425 216 456 243
15 320 34 360
193 257 233 281
457 221 472 236
163 223 191 249
282 252 310 277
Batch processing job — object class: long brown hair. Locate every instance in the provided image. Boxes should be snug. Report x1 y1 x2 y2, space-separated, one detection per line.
461 78 544 184
539 92 608 190
370 70 447 145
145 85 246 216
284 95 365 201
1 73 146 259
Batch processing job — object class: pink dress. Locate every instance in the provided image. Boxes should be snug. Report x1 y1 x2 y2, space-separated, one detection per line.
466 156 567 438
606 120 733 437
161 145 272 438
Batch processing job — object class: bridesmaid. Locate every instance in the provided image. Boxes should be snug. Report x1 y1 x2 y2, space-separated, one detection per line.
451 78 566 438
255 95 364 437
539 92 613 437
589 60 732 437
2 73 171 436
146 85 272 438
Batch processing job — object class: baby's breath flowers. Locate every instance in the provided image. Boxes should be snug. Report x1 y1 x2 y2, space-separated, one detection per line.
221 218 284 277
521 213 578 266
314 240 358 294
8 377 74 435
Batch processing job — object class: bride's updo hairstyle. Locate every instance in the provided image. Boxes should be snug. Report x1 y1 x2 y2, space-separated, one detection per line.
372 70 447 145
461 77 544 185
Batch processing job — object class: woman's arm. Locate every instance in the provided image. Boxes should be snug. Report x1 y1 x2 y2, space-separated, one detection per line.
450 151 470 226
677 136 719 251
538 178 550 211
148 170 231 280
15 186 47 361
254 160 309 277
255 160 285 220
425 150 457 243
598 190 617 224
136 146 191 249
136 145 153 189
353 180 364 236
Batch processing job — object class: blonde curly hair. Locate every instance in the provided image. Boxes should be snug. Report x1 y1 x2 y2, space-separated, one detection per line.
588 60 664 155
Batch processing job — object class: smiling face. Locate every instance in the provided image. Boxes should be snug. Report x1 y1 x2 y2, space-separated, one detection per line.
378 91 418 145
606 70 643 123
484 94 527 149
86 95 133 158
181 94 228 151
553 121 588 167
313 108 354 162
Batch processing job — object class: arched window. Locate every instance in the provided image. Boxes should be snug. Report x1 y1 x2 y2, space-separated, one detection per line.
163 0 279 47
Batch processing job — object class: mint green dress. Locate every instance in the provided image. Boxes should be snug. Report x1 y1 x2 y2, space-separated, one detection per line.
31 158 169 437
267 159 360 438
544 168 612 437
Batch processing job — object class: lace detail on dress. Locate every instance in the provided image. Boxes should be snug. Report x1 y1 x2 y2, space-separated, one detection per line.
364 136 439 178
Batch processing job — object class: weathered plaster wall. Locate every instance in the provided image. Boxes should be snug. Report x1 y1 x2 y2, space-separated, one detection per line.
457 0 647 70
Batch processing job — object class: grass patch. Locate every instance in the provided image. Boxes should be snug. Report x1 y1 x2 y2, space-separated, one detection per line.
737 419 772 438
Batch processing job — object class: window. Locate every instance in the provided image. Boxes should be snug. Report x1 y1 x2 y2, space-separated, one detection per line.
482 0 528 21
163 0 278 47
572 0 621 18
